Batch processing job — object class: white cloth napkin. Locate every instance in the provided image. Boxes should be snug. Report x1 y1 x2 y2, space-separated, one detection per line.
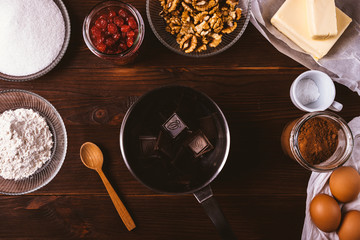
301 117 360 240
250 0 360 95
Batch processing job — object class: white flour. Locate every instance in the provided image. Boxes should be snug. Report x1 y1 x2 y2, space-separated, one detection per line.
0 0 65 76
0 109 53 180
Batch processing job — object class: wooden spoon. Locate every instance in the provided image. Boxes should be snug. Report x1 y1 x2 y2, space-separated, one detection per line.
80 142 136 231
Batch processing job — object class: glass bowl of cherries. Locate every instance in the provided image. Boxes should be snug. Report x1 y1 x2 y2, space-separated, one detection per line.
83 0 145 64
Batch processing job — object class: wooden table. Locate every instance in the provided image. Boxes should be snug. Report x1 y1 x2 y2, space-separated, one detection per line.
1 0 359 239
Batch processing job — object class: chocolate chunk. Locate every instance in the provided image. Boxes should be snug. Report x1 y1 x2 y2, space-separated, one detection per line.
185 130 214 158
162 113 188 138
198 114 218 140
139 136 157 157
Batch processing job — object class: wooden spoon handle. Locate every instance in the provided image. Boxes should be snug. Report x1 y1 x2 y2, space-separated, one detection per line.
97 169 136 231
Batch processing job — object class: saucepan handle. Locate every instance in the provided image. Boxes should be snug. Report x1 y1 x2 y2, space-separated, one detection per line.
193 185 237 240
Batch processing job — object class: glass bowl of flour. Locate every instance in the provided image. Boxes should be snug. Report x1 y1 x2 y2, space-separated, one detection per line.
0 90 67 194
0 0 71 82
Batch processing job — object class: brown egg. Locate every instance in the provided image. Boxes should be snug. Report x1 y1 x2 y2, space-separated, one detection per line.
310 194 341 232
329 166 360 203
338 210 360 240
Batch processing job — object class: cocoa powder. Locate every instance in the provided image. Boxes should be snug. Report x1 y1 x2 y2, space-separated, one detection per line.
298 117 339 165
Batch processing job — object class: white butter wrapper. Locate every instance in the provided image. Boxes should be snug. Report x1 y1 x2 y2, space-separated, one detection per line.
250 0 360 95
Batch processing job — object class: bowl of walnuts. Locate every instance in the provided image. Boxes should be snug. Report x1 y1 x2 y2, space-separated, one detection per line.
146 0 251 57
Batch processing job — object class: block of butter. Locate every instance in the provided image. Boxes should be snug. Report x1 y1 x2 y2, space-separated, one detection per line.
271 0 352 60
307 0 337 39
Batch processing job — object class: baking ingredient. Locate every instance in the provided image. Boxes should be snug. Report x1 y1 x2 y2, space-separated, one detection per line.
337 210 360 240
0 108 53 180
0 0 65 76
306 0 337 39
90 7 138 54
329 166 360 203
298 117 338 165
280 119 297 159
159 0 242 53
296 78 320 105
309 193 341 232
271 0 352 60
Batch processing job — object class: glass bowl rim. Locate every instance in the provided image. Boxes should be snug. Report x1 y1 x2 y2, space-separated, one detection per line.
0 0 71 82
0 89 68 195
146 0 251 57
82 0 145 58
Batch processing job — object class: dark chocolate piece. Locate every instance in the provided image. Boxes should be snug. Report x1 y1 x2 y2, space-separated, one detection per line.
162 113 188 138
186 130 214 158
198 114 217 140
139 136 157 157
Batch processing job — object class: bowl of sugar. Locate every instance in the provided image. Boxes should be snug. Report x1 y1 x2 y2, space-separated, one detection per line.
0 89 67 195
0 0 71 82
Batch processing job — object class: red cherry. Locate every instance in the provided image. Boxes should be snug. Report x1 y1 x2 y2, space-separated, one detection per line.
108 10 117 18
95 18 108 29
127 37 134 47
96 43 106 52
95 36 105 45
119 8 128 18
107 49 115 54
121 25 130 32
113 16 124 27
121 31 127 38
128 17 137 29
127 30 135 38
107 23 118 34
119 42 128 51
113 33 121 41
91 26 102 38
115 48 122 54
99 14 108 19
105 37 116 46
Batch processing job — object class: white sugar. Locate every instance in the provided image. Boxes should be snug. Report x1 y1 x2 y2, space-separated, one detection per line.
0 0 65 76
296 78 320 105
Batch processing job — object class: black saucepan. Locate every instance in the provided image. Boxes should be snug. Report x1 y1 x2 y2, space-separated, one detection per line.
120 86 236 239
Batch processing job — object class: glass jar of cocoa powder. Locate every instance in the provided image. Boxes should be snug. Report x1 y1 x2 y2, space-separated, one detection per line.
281 111 354 171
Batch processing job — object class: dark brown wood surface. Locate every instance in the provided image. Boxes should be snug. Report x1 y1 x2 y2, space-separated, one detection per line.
1 0 359 239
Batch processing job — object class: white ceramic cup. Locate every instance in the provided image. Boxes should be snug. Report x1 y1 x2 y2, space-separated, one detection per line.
290 70 343 112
